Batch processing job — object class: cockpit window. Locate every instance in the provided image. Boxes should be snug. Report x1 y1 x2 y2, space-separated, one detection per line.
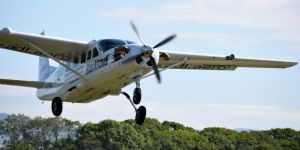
125 40 135 44
99 39 127 52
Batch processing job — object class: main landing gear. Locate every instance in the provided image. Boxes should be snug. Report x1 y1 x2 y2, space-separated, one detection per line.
122 81 146 125
122 92 146 125
51 97 63 116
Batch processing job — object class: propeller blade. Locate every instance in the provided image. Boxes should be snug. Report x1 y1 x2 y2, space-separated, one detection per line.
150 56 161 83
130 21 145 46
153 34 177 49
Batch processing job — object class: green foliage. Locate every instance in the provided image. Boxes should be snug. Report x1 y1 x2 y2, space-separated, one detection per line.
0 114 80 149
264 128 300 149
0 114 31 144
77 119 148 150
6 143 34 150
0 114 300 149
200 127 238 149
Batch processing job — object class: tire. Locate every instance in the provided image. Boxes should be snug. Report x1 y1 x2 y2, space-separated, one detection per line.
133 88 142 104
51 98 63 116
135 106 146 125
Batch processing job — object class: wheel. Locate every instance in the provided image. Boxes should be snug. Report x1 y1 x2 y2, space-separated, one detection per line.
135 106 146 125
133 88 142 104
51 98 63 116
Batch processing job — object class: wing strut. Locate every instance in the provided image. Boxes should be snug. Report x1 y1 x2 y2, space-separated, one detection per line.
142 57 188 79
25 40 88 82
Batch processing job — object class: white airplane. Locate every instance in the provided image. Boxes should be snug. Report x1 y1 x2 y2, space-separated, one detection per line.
0 22 297 125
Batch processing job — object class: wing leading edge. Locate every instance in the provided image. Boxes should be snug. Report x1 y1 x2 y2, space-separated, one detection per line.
0 27 89 61
158 51 297 70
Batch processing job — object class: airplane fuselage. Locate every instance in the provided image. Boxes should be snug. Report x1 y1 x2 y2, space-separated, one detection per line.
36 41 158 103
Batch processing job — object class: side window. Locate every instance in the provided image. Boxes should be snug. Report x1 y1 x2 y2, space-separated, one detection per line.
81 52 86 63
93 48 99 58
87 50 92 61
73 57 79 64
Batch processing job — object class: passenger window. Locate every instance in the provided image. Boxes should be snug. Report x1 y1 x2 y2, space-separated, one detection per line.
93 48 99 58
73 57 79 64
87 50 92 61
81 52 86 63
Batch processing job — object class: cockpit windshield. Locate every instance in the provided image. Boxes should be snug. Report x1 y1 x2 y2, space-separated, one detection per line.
125 40 135 44
98 39 127 52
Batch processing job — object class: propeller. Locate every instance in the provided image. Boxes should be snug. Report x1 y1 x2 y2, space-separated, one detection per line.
149 56 161 83
130 21 145 46
153 34 177 49
130 21 176 83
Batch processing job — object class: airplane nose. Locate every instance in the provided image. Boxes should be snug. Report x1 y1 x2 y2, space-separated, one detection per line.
141 45 153 57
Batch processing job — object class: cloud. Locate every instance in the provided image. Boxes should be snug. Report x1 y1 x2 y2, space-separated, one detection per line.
64 100 300 130
1 91 299 130
0 73 23 80
145 102 300 130
100 0 300 30
100 0 300 49
175 32 256 49
0 85 35 97
270 31 300 43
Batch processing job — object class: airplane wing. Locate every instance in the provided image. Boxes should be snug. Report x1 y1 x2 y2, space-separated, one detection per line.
0 79 59 89
158 51 297 70
0 27 89 61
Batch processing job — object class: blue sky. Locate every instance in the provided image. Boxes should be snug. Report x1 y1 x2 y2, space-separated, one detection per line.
0 0 300 130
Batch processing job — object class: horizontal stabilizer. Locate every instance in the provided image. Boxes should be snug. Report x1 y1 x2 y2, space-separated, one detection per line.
0 79 60 89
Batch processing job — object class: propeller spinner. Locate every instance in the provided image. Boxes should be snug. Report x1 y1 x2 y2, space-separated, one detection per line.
130 21 176 83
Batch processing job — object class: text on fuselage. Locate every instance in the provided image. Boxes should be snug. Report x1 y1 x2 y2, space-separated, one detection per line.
86 55 109 74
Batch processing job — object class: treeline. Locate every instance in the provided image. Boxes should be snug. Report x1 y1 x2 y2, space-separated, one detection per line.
0 114 300 150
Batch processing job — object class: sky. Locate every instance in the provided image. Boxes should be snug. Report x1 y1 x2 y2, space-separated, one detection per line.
0 0 300 130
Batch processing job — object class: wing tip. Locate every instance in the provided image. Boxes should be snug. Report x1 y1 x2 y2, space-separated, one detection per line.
289 62 298 67
280 61 297 68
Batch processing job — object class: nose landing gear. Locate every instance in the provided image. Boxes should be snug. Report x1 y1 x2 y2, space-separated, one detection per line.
133 88 142 104
133 80 142 104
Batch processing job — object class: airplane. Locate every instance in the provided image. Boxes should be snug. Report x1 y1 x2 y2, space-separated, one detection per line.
0 22 297 125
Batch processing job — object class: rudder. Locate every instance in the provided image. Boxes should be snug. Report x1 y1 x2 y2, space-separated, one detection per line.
38 57 56 81
38 30 56 81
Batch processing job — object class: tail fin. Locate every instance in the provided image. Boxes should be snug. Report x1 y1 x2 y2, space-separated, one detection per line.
38 30 56 81
38 57 56 81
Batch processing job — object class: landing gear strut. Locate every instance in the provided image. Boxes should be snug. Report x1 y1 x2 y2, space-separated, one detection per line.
122 92 146 125
51 97 63 116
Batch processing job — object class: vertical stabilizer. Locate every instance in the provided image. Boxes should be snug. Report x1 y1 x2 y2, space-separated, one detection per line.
38 57 56 81
38 30 56 81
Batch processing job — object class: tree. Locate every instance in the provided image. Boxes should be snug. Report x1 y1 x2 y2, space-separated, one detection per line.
1 114 300 149
264 128 300 149
236 131 257 149
1 114 31 145
77 120 148 150
200 127 238 149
